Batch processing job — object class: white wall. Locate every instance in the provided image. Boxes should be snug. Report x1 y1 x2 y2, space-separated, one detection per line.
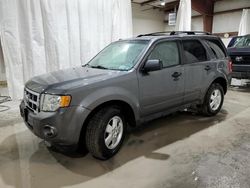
221 38 232 47
165 0 250 34
128 1 250 36
213 11 242 33
165 10 203 31
132 3 165 36
214 0 250 12
213 0 250 46
165 24 175 31
191 17 203 31
213 1 250 33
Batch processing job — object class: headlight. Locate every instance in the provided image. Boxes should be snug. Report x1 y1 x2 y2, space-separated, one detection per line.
41 94 71 112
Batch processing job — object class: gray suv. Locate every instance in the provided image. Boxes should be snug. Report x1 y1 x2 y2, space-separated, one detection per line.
20 31 231 160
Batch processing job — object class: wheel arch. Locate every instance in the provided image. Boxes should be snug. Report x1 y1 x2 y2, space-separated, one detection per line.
211 77 228 94
78 100 137 149
200 76 227 105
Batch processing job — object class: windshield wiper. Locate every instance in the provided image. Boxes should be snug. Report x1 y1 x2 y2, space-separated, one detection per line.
89 65 108 69
82 64 90 67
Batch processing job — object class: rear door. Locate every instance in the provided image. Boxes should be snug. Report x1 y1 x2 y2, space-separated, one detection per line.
138 39 185 116
181 39 211 104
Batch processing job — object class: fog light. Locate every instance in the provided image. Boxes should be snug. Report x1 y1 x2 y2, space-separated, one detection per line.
43 125 57 138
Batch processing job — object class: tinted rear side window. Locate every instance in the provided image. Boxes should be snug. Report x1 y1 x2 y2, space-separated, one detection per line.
206 39 226 59
182 40 208 64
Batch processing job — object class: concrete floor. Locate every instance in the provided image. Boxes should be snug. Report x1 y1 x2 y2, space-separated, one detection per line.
0 88 250 188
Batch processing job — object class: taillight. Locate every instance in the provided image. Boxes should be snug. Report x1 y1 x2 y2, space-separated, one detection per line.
228 60 233 73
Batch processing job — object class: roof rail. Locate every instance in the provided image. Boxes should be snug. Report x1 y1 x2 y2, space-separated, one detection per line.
137 32 171 37
137 31 211 37
170 31 211 35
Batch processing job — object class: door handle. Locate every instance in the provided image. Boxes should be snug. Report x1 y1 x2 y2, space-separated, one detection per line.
204 65 211 71
172 72 182 78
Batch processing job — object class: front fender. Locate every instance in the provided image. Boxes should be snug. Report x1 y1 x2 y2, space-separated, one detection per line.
78 87 140 121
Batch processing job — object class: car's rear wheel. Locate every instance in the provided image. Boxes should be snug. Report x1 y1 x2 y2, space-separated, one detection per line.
85 106 126 160
200 83 224 116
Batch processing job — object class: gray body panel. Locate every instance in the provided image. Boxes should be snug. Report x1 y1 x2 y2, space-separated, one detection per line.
20 34 231 148
138 65 185 116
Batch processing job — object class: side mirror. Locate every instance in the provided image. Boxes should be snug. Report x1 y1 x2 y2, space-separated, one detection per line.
143 59 163 72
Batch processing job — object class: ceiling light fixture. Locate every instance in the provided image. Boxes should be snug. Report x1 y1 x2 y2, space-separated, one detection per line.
160 0 166 6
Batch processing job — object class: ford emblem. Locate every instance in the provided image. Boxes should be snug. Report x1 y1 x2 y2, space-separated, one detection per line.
235 56 243 62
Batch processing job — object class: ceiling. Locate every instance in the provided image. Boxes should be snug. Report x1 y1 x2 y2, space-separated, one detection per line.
132 0 222 12
132 0 179 10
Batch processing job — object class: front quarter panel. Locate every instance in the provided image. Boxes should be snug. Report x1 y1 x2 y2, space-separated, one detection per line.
69 72 140 122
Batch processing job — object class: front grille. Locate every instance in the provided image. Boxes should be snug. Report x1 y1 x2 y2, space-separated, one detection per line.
230 55 250 64
24 88 40 113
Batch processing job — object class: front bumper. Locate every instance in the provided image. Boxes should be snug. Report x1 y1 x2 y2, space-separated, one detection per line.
20 100 91 148
232 64 250 79
232 71 250 79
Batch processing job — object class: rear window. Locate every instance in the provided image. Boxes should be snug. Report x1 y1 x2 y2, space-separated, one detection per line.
206 39 226 59
182 40 208 64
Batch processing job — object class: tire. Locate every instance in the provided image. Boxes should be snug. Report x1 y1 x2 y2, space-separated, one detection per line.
200 83 224 116
85 106 126 160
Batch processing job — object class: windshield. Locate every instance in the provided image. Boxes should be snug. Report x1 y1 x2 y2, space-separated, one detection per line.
232 35 250 48
87 40 149 71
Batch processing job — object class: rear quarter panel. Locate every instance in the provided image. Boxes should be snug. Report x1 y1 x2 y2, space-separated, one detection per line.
200 37 231 100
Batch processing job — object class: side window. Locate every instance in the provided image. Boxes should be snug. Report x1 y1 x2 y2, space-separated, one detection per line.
182 40 208 64
207 39 226 59
148 41 180 67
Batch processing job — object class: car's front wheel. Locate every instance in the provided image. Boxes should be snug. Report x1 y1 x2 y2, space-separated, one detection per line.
200 83 224 116
85 106 126 160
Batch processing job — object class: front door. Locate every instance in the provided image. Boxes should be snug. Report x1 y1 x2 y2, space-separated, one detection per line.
138 40 185 116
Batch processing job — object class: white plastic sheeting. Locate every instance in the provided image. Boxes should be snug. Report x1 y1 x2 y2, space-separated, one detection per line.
0 0 132 99
175 0 191 31
238 9 250 36
0 41 5 81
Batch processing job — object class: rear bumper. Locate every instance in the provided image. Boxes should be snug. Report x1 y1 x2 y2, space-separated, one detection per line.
20 100 91 148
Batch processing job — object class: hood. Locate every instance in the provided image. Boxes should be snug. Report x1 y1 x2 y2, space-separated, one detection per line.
227 47 250 56
25 66 127 93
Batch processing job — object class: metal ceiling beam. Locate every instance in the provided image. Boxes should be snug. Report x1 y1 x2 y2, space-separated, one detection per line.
191 0 215 33
141 0 159 6
161 1 179 11
191 0 214 16
132 1 159 9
